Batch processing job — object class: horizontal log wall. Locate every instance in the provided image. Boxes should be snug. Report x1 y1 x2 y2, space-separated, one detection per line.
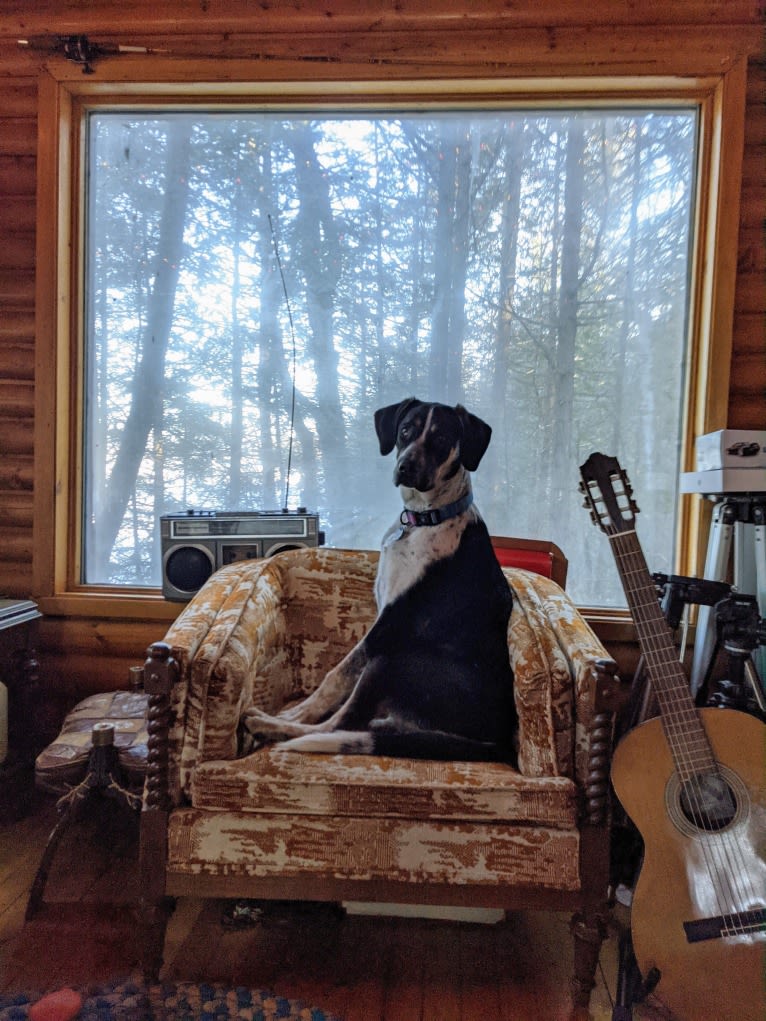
0 2 762 714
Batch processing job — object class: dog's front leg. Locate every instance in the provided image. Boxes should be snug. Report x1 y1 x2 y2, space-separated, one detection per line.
276 643 368 723
243 690 358 742
242 642 368 741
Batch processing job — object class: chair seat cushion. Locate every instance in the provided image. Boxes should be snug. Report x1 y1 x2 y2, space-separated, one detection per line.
167 807 581 891
190 748 578 828
35 690 149 795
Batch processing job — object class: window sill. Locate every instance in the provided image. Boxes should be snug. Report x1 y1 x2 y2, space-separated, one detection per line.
36 587 638 644
37 590 183 622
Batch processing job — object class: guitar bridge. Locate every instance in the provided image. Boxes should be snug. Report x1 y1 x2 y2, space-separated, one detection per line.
683 908 766 943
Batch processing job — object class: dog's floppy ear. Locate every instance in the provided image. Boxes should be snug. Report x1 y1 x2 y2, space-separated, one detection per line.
374 397 419 455
455 405 492 471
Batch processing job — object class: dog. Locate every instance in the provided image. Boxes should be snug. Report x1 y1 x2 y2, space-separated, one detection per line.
242 397 517 764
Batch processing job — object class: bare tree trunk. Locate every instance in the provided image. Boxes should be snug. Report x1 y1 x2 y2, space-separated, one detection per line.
254 132 317 510
429 121 472 399
489 122 524 491
551 118 586 531
286 124 346 500
611 126 642 455
229 177 244 508
92 119 192 577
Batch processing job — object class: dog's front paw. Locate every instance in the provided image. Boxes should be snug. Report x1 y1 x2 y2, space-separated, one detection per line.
278 731 374 755
242 706 290 740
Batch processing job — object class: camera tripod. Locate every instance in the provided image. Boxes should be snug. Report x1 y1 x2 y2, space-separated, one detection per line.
689 494 766 698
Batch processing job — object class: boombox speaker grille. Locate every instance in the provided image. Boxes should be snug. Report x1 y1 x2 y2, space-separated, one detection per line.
164 546 214 594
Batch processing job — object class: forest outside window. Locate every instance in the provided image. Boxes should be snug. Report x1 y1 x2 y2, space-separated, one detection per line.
81 103 698 609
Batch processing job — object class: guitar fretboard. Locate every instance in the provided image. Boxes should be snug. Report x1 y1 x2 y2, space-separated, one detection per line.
608 527 717 780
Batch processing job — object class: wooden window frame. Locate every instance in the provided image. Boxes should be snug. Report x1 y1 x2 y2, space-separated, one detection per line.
32 61 748 629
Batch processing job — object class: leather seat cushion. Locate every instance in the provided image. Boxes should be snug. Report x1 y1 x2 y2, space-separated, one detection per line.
35 690 148 795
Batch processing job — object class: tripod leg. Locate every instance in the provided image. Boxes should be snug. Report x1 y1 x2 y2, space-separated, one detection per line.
744 657 766 717
612 929 639 1020
751 504 766 684
690 502 733 697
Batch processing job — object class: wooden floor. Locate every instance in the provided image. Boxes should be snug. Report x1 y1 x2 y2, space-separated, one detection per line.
0 794 666 1021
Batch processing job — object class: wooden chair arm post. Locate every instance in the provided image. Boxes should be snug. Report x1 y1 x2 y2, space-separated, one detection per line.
142 641 178 814
140 640 179 982
571 656 622 1015
584 657 622 828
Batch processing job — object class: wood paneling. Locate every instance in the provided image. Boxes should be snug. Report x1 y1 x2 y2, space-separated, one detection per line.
730 55 766 429
0 1 761 709
0 0 761 34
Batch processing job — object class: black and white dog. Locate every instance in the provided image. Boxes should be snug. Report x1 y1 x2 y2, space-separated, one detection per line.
243 398 517 764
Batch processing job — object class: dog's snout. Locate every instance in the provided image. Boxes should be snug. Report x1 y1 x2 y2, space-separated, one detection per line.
395 456 418 487
395 452 433 491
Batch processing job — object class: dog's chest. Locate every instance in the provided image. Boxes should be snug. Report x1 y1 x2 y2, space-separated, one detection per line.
375 517 466 609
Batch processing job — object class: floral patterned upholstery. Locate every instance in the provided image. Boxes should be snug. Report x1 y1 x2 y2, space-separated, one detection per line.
151 546 612 892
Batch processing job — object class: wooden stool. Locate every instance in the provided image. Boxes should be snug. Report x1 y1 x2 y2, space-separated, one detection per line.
27 689 148 919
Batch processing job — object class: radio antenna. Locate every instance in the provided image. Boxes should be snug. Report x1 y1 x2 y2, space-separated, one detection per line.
268 214 297 512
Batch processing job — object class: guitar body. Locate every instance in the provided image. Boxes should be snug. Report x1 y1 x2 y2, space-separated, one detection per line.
612 708 766 1021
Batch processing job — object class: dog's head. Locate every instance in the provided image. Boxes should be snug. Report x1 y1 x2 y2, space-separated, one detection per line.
374 398 492 494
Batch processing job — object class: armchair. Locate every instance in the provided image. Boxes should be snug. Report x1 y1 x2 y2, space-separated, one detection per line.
140 545 621 1017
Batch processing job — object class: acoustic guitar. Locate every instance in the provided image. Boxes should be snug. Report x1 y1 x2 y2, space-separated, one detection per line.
579 452 765 1021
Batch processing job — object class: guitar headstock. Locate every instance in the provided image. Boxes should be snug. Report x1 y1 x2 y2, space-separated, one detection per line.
579 452 639 535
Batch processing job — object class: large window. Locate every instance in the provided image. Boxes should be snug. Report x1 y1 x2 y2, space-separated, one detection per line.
34 65 746 620
82 104 697 607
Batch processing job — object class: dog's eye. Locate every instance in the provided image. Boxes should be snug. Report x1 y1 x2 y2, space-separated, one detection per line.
431 436 451 458
399 424 412 440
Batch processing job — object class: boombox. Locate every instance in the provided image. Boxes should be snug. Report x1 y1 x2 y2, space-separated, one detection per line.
160 509 322 601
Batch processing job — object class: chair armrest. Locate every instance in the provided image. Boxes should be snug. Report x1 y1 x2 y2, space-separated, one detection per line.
504 568 622 784
151 557 293 801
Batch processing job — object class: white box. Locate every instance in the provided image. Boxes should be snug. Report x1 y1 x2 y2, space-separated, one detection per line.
695 430 766 471
680 468 766 495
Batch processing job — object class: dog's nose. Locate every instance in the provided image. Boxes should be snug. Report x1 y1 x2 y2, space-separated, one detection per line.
395 457 417 487
396 457 433 492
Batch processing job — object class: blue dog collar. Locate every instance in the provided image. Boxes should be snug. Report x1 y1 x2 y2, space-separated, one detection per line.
400 491 474 527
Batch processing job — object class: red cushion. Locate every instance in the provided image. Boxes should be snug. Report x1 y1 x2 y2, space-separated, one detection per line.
493 546 553 578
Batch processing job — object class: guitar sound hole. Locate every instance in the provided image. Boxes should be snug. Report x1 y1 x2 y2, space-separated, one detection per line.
679 772 737 832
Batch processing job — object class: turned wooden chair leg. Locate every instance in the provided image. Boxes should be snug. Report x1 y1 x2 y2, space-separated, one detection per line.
570 908 609 1018
139 894 175 982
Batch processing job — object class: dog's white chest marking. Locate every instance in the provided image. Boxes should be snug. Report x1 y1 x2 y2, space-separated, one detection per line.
375 516 466 609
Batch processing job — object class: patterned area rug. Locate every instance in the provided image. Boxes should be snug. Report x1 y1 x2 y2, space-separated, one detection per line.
0 977 341 1020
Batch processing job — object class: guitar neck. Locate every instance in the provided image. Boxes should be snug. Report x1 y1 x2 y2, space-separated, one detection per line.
608 527 716 779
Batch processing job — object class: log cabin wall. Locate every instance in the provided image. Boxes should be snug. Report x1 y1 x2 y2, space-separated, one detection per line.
0 2 763 717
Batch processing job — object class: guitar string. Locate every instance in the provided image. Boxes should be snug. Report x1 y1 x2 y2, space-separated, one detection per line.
608 526 760 934
608 528 759 932
608 528 756 933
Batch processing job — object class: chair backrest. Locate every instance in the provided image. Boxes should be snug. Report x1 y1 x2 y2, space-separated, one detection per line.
491 536 568 588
